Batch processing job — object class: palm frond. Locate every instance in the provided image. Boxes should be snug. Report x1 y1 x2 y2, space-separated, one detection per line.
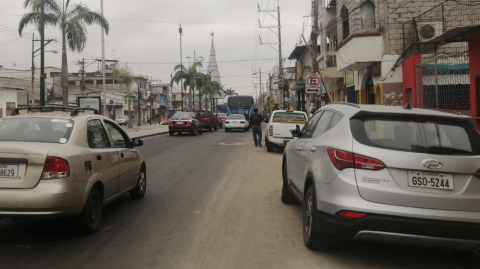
65 20 87 52
68 4 110 34
18 12 58 35
24 0 61 14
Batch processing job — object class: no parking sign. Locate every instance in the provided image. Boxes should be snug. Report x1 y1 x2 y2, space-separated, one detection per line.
306 75 321 93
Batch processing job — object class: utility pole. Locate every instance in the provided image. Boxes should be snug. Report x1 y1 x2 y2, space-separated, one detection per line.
308 0 320 114
193 50 195 110
258 0 283 108
40 0 45 106
101 0 107 116
31 33 34 107
80 58 85 92
179 24 184 111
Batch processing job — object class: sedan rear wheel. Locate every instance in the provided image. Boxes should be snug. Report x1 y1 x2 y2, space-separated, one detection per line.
303 185 331 251
225 128 229 132
169 131 174 136
75 188 102 234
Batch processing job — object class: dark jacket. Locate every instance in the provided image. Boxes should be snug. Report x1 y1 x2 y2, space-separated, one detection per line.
249 113 263 127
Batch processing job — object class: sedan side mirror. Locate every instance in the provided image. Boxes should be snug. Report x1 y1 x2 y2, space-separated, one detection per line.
132 138 144 147
290 124 302 138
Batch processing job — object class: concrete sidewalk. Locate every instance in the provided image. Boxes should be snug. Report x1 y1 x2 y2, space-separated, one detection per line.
122 124 169 138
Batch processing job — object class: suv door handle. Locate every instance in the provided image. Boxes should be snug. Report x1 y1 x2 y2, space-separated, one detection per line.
96 155 102 161
310 148 316 153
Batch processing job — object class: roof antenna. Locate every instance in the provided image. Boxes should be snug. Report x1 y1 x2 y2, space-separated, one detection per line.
404 103 412 110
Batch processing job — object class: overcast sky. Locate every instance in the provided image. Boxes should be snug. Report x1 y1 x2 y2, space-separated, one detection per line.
0 0 312 96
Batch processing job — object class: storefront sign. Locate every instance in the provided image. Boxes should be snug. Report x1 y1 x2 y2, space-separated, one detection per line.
78 97 101 114
6 102 15 110
346 71 354 86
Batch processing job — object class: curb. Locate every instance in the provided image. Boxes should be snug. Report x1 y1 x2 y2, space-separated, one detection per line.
130 131 169 139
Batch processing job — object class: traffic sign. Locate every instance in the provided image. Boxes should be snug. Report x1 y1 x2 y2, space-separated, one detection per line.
306 74 321 93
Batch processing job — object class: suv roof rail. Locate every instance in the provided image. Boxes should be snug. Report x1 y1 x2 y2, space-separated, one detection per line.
70 108 100 116
420 108 461 115
10 106 73 116
326 102 360 108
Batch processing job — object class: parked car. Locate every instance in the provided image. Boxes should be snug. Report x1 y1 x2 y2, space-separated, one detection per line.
116 115 129 126
265 110 307 152
225 114 249 132
282 103 480 259
0 107 146 234
193 110 217 132
214 113 223 129
168 112 203 136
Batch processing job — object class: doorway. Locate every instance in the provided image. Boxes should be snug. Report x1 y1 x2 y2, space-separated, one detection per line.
366 75 375 104
406 88 413 106
347 86 356 104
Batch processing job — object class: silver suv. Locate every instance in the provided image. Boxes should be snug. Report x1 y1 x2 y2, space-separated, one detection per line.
282 103 480 258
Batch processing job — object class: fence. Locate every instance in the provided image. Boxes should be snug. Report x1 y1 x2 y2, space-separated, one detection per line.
415 51 470 113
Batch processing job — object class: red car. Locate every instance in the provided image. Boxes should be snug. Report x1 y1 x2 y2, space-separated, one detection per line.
214 113 223 129
193 110 218 132
168 112 203 136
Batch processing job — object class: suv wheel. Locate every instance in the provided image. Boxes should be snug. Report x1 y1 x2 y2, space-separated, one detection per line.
75 188 102 234
130 168 146 199
303 185 331 250
214 125 218 131
281 161 296 204
169 131 174 136
209 126 213 132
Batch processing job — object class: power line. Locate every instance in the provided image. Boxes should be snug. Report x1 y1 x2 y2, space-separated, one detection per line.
118 58 278 65
0 14 304 27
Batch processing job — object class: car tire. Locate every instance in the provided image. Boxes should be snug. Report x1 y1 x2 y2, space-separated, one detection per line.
191 130 196 136
130 168 146 200
74 187 102 234
266 138 274 152
303 185 331 251
199 128 203 134
214 125 218 131
178 132 181 135
281 161 297 204
169 131 174 136
209 126 213 132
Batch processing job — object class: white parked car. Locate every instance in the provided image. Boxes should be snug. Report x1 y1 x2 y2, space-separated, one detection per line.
265 110 307 152
225 114 249 132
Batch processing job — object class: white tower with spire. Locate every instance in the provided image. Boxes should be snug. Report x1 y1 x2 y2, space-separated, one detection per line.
207 32 225 99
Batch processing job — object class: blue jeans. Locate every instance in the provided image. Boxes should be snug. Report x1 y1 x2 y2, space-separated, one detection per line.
252 125 262 145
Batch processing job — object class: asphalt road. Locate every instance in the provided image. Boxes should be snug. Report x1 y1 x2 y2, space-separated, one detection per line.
0 126 479 269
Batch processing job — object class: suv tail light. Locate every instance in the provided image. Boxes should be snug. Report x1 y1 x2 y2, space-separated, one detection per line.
42 156 70 180
474 169 480 178
327 148 385 171
240 121 245 123
269 125 273 136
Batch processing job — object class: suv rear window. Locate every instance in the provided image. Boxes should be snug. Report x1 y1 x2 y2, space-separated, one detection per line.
350 115 480 155
196 111 211 117
273 112 306 123
0 117 74 143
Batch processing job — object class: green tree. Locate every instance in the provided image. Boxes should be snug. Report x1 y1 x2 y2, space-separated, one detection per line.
112 67 134 129
223 88 238 97
170 61 203 111
199 73 221 111
19 0 109 107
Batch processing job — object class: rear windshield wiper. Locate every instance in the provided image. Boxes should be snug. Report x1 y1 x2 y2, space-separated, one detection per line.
426 146 475 156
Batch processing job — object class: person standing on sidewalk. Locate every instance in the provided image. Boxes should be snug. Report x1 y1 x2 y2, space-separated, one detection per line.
249 108 264 147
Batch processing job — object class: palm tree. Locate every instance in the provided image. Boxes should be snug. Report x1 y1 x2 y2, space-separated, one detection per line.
224 88 238 97
19 0 109 107
112 67 134 129
171 61 203 110
199 73 221 111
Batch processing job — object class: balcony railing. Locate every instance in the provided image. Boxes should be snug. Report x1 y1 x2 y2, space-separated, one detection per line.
402 0 480 55
326 55 337 67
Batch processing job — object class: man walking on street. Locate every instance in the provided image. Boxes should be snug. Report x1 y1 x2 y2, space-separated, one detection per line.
250 108 264 147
